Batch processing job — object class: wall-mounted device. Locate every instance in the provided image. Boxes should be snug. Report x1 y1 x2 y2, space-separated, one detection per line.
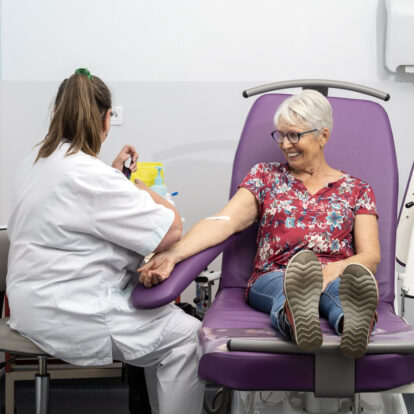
385 0 414 73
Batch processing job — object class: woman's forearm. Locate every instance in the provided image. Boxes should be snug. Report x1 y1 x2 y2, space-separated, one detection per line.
322 251 380 291
327 252 380 279
167 217 236 263
341 252 380 275
164 188 259 264
137 216 238 287
138 188 259 287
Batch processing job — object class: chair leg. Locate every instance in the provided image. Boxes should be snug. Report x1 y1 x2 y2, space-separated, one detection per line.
352 393 361 414
230 391 245 414
35 356 50 414
5 372 15 414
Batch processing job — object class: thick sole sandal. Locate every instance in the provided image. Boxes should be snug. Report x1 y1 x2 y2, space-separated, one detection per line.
339 263 379 359
284 250 323 351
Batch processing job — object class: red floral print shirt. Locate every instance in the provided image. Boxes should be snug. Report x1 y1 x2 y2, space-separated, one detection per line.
240 162 377 297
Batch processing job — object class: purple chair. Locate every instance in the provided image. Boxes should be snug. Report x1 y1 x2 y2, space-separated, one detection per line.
131 81 414 401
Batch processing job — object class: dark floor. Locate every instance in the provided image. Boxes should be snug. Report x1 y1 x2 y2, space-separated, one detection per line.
1 376 414 413
0 376 130 414
0 376 224 414
405 394 414 413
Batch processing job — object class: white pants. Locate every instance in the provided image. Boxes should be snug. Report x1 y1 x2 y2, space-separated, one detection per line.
113 309 204 414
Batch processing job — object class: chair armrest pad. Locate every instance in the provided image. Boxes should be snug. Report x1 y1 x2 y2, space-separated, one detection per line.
130 234 240 309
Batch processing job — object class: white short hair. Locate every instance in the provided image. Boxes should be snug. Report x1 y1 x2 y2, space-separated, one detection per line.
274 89 333 132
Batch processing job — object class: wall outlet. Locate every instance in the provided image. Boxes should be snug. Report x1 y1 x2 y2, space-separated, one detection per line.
111 106 123 126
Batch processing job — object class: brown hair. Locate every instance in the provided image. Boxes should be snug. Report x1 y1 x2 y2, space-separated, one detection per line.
36 73 112 161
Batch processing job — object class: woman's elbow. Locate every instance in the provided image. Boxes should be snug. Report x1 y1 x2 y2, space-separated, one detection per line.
369 250 381 274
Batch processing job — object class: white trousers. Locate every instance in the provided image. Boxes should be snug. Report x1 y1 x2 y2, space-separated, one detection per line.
113 308 204 414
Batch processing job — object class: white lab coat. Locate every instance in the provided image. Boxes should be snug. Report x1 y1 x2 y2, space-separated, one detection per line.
6 142 178 366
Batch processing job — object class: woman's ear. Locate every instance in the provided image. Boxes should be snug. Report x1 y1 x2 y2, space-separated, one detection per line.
320 127 330 147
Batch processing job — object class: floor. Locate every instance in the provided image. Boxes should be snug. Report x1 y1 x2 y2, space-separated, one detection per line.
1 376 414 414
405 395 414 414
0 376 224 414
0 376 130 414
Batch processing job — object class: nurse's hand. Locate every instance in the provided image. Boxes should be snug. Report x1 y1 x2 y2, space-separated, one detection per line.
112 145 138 173
137 251 179 288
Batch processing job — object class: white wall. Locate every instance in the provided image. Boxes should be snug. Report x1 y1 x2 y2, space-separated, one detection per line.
0 0 383 82
1 0 414 307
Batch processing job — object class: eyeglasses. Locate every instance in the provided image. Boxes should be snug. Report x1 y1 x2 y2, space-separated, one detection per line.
270 129 319 144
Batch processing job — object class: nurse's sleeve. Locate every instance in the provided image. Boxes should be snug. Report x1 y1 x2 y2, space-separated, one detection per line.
92 179 174 257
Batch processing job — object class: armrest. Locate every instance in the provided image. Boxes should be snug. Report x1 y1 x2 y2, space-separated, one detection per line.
130 234 240 309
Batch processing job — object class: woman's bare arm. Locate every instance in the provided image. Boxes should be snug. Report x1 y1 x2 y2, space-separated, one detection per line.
322 214 380 290
138 188 259 287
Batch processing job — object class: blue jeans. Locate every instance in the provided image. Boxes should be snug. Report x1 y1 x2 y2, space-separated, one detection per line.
248 271 344 337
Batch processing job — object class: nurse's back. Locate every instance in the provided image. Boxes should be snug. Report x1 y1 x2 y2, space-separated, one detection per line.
7 143 139 293
5 69 181 365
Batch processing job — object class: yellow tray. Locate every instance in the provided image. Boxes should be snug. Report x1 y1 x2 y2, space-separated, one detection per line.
130 162 164 187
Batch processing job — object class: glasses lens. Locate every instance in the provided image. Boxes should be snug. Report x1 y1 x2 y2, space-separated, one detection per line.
287 131 299 143
272 131 282 143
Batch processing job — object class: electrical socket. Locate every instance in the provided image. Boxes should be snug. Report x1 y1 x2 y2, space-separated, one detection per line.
111 106 123 126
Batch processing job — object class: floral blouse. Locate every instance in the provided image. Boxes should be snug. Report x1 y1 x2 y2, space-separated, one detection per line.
240 162 377 297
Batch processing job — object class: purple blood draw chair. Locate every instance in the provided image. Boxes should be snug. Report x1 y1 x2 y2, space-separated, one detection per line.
131 80 414 405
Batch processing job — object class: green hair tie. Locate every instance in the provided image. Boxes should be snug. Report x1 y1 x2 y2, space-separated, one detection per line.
74 68 93 80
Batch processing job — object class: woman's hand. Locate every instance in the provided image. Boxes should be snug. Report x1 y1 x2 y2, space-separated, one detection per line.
112 145 138 173
322 260 345 291
137 250 180 288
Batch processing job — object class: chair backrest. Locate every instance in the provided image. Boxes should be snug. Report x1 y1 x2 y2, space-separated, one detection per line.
0 227 9 294
221 93 398 305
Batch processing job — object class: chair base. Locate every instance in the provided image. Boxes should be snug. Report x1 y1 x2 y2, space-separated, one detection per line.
4 365 122 414
229 391 407 414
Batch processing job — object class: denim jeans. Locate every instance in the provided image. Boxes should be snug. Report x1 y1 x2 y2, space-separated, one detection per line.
248 271 344 337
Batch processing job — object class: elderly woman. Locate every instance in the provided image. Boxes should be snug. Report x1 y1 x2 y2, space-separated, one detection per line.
139 90 380 359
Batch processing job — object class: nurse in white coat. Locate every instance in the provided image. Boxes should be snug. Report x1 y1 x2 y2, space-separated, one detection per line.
6 69 204 414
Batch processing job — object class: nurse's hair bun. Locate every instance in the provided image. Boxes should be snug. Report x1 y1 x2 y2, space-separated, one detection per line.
74 68 93 80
